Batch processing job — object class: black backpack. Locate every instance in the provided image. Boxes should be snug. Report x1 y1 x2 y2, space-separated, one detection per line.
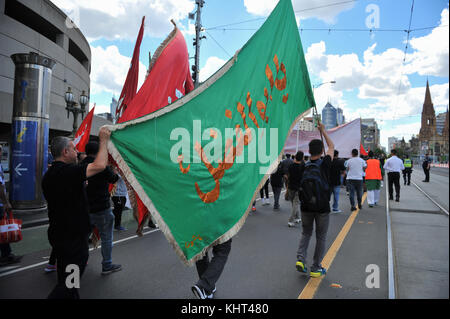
299 160 329 212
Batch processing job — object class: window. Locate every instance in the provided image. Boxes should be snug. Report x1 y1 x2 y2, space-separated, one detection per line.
68 39 89 72
5 0 63 45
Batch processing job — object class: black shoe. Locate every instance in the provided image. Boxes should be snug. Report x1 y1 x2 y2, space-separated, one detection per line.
389 197 393 200
358 204 362 210
0 254 22 266
102 264 122 275
351 206 357 211
191 284 213 299
395 198 399 202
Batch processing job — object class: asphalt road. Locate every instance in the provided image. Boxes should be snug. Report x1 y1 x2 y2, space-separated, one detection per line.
0 186 391 299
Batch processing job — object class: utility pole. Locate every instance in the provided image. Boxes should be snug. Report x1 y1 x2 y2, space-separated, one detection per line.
192 0 205 88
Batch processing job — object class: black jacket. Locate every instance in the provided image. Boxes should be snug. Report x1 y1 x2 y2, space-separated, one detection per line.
81 156 119 214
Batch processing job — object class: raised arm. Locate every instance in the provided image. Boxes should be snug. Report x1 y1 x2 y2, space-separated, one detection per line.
86 127 111 178
318 122 334 160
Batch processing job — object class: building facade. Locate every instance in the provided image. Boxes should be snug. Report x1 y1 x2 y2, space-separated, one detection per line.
336 107 344 126
419 80 449 162
361 118 380 151
322 102 337 130
0 0 112 178
388 137 398 153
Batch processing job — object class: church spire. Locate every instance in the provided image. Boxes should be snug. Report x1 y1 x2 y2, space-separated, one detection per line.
424 79 433 106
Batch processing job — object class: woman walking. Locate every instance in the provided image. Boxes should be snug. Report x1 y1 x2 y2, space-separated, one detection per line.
365 151 384 207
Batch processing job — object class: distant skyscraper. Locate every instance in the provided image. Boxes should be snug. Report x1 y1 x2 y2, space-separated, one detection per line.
336 107 344 126
110 96 118 122
322 102 337 130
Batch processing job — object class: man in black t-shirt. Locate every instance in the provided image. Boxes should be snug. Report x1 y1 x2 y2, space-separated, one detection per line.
287 151 304 227
42 127 111 299
330 150 346 213
422 154 431 182
295 122 334 279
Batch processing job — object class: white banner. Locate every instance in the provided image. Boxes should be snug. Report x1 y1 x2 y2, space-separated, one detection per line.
284 118 361 158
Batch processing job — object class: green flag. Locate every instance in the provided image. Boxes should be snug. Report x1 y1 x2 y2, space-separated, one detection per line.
106 0 315 265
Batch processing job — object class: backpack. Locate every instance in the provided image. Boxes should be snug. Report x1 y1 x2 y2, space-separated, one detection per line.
299 160 330 212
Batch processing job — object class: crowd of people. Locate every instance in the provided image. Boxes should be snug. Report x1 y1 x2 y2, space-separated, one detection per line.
0 123 436 299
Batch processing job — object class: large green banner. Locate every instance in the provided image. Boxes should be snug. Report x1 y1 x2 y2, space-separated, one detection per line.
106 0 315 265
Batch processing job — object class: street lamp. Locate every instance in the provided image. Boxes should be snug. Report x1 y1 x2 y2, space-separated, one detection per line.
65 87 88 137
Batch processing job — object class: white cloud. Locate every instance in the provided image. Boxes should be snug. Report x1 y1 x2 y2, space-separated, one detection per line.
244 0 355 24
406 8 449 77
90 45 146 96
51 0 195 40
199 56 227 82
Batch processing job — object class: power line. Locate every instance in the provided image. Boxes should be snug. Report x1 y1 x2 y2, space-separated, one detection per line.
205 30 232 57
206 0 358 30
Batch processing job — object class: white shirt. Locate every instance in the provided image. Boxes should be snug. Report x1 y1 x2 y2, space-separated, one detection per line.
345 157 367 180
383 155 405 173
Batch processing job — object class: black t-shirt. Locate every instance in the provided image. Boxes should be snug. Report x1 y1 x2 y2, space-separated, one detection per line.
422 157 430 169
82 156 118 213
300 155 332 213
330 157 346 186
42 161 91 245
288 161 305 190
281 158 294 175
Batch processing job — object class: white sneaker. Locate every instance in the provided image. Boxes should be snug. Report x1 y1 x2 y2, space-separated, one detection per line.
288 222 295 227
294 219 301 223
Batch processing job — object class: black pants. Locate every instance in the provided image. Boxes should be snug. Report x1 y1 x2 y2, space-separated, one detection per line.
272 186 282 207
388 172 401 200
112 196 126 228
47 237 89 299
195 239 232 294
260 180 269 199
402 169 412 185
423 168 430 182
49 248 57 265
0 243 11 258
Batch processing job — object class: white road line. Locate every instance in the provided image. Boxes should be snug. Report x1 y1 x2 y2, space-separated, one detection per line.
385 181 397 299
0 228 160 278
411 181 449 216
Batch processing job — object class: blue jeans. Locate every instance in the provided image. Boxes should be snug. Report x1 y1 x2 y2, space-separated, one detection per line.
331 186 341 211
89 208 114 268
348 179 363 208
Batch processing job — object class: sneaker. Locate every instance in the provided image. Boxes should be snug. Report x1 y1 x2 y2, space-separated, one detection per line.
368 204 374 208
358 204 362 210
351 206 357 211
273 205 280 210
332 209 342 213
44 264 57 273
251 206 256 212
310 267 327 278
263 198 270 206
0 254 22 266
192 284 213 299
296 261 307 273
102 264 122 275
288 222 295 227
115 226 126 231
294 218 301 224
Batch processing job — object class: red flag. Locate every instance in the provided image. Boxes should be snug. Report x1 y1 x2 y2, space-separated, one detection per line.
74 105 95 152
115 16 145 121
116 22 194 233
360 143 368 156
118 24 194 123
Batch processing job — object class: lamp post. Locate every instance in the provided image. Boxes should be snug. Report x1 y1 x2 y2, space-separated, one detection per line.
65 87 88 137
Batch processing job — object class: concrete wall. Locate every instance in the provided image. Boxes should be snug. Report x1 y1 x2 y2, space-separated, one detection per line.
0 0 111 138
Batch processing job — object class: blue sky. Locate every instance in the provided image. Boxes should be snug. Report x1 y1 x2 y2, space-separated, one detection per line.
52 0 449 149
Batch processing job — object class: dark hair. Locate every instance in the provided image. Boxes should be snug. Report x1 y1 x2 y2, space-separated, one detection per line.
85 141 99 156
391 149 397 155
309 139 323 156
405 154 409 158
368 150 374 158
295 151 304 161
286 154 291 159
51 136 71 158
352 148 358 157
334 150 339 157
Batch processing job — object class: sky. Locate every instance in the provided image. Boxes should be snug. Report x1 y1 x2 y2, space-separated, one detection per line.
51 0 449 149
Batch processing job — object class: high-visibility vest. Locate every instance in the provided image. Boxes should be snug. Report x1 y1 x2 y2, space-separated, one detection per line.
404 158 412 168
365 159 382 180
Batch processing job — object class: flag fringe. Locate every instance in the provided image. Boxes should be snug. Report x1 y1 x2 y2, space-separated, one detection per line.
148 22 178 74
105 45 312 266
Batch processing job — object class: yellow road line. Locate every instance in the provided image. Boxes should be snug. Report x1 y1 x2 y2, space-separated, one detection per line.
298 192 368 299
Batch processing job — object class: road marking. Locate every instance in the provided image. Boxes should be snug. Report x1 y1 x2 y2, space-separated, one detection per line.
411 181 449 216
0 228 160 278
298 192 367 299
385 181 396 299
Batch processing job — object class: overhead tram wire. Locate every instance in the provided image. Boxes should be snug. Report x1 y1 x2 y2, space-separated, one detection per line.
205 30 232 58
392 0 415 123
205 0 359 31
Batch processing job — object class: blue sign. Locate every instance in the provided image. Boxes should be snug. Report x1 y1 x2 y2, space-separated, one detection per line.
10 120 37 201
